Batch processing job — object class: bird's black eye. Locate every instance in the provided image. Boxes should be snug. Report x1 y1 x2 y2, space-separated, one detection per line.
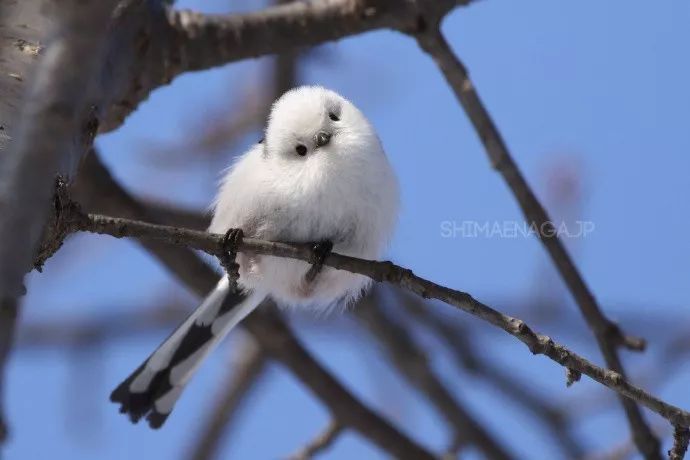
295 144 307 156
329 112 340 121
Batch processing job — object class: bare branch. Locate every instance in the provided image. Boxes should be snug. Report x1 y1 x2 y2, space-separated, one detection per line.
166 0 471 78
669 426 690 460
244 305 436 459
0 0 118 442
52 208 690 430
395 289 584 459
414 27 659 458
0 0 117 300
287 420 342 460
0 299 17 443
357 290 515 460
441 434 463 460
188 337 267 460
100 0 477 129
16 303 185 349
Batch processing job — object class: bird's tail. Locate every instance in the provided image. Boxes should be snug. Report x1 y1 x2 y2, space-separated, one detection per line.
110 277 265 428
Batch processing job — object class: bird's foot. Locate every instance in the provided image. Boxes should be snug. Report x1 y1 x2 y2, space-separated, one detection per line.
304 240 333 285
219 228 243 290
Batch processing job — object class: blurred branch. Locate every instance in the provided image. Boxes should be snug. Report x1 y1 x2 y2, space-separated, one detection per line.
143 201 209 231
287 420 342 460
414 26 659 459
44 188 690 431
669 426 690 460
356 290 515 460
441 435 463 460
0 299 17 443
15 303 186 350
188 337 267 460
142 82 267 165
584 424 669 460
396 289 584 459
244 305 436 459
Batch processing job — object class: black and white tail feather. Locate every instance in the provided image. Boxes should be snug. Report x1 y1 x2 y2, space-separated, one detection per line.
110 278 265 428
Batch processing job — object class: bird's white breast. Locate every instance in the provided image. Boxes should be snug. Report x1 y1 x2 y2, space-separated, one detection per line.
210 136 398 310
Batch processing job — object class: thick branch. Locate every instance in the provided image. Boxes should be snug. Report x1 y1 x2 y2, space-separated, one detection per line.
63 211 690 429
0 0 117 300
167 0 464 74
101 0 476 129
414 28 659 458
0 0 117 443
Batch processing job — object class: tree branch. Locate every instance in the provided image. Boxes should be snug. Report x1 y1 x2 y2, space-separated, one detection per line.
287 420 342 460
0 0 117 301
166 0 463 73
100 0 477 130
54 208 690 430
669 426 690 460
414 27 660 458
0 299 17 443
395 288 584 459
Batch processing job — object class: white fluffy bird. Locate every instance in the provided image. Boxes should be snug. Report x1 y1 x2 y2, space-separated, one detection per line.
110 86 399 427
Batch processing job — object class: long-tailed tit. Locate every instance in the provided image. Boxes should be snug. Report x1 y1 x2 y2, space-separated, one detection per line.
110 86 399 428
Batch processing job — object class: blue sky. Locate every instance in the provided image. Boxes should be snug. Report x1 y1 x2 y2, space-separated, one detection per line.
5 1 690 459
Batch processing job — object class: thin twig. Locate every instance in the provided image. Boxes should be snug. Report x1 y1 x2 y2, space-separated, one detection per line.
414 27 659 458
396 288 585 459
287 420 343 460
55 208 690 429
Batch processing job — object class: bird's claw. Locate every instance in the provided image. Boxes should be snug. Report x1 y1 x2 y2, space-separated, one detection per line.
304 240 333 284
219 228 244 290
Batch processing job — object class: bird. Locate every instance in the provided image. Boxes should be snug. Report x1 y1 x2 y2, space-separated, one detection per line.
110 85 400 428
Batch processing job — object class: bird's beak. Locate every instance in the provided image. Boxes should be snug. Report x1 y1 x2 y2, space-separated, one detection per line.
315 131 332 147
